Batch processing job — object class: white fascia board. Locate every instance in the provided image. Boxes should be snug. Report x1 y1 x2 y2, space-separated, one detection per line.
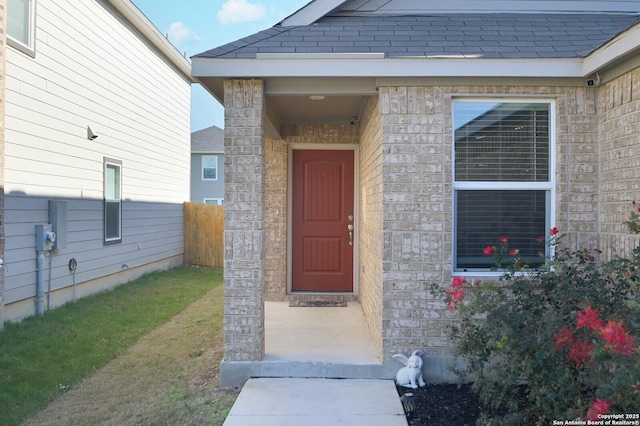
583 23 640 76
192 56 585 79
105 0 194 82
280 0 347 26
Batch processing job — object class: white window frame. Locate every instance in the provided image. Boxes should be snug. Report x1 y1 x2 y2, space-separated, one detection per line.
104 158 122 244
202 155 218 181
204 198 224 205
452 98 556 275
7 0 37 57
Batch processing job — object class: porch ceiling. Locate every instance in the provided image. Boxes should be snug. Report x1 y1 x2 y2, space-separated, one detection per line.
267 94 367 124
196 76 376 132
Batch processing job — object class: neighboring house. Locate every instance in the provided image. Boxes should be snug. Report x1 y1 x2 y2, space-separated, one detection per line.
191 0 640 385
0 0 193 326
190 126 224 205
0 0 6 330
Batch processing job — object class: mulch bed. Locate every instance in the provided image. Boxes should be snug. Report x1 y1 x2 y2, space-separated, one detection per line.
396 383 489 426
397 383 531 425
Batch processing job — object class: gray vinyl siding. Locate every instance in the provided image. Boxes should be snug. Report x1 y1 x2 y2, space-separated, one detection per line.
3 195 183 305
190 154 225 203
2 0 191 323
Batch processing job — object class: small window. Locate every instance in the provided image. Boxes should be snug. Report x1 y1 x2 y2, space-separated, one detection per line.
104 158 122 244
202 155 218 180
453 100 554 272
204 198 223 205
7 0 36 57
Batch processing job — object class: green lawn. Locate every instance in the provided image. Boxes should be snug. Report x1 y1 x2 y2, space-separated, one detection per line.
0 266 223 426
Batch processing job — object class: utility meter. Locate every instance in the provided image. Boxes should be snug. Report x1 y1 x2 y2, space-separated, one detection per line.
36 224 56 251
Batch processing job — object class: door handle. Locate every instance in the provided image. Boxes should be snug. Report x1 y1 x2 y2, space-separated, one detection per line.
348 224 354 246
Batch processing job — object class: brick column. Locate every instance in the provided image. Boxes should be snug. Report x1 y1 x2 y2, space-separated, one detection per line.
222 80 265 361
0 0 6 330
379 86 448 360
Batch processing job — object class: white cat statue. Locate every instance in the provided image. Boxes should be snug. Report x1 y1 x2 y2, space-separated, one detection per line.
393 349 426 389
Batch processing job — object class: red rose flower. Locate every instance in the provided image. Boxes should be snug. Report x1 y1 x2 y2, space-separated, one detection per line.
499 236 509 244
550 227 559 236
446 300 458 310
452 277 466 288
509 248 519 256
483 246 495 256
451 289 465 302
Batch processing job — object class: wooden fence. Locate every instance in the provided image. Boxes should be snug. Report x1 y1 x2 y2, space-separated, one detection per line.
184 203 224 267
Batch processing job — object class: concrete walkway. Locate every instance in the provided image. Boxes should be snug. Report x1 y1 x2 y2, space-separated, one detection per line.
223 378 408 426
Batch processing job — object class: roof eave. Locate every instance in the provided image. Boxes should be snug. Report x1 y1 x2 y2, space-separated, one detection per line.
192 56 586 79
105 0 195 82
280 0 346 26
583 20 640 75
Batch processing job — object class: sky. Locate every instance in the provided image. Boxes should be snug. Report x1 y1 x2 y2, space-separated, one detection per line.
132 0 311 132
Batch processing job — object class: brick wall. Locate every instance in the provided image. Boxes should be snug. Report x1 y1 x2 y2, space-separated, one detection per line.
358 95 384 357
598 67 640 258
377 86 452 359
223 79 266 361
263 136 288 301
375 83 601 360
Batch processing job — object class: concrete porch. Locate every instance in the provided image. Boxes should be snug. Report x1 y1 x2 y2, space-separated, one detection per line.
220 301 395 387
265 301 381 363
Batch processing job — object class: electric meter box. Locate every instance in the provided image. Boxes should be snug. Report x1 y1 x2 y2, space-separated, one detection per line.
49 200 67 250
36 224 56 252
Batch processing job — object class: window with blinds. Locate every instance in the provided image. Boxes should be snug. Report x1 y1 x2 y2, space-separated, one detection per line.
453 101 553 271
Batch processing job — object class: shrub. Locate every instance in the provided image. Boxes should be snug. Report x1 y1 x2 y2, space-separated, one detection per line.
432 222 640 424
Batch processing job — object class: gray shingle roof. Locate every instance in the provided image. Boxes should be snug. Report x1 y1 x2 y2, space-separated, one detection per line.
191 126 223 153
195 14 640 59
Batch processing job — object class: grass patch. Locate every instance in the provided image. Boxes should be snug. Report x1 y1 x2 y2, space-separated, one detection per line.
0 266 223 426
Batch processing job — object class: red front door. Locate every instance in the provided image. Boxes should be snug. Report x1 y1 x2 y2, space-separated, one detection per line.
292 149 355 292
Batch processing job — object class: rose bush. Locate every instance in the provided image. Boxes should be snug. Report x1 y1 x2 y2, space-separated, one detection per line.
432 213 640 424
